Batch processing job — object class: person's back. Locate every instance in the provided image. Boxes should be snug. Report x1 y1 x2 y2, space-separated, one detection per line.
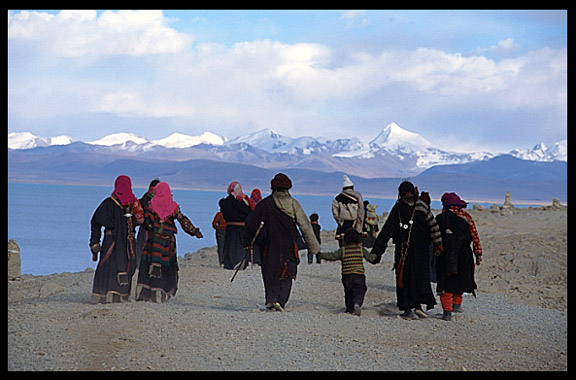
332 175 364 245
321 229 377 315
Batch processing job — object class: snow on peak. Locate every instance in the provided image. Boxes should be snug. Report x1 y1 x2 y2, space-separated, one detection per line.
229 128 290 150
369 122 431 153
151 132 225 148
509 140 567 162
49 135 76 146
8 132 47 149
8 132 75 149
87 133 149 146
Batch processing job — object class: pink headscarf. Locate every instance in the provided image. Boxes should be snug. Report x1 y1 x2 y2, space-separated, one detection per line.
112 175 137 206
148 182 180 221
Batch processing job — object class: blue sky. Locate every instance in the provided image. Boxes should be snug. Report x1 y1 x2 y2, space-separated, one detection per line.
8 10 567 152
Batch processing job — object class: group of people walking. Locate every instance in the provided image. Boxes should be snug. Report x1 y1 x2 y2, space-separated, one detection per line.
89 172 482 322
89 176 203 304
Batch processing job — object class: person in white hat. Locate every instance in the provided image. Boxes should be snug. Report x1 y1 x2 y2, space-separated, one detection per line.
331 174 365 247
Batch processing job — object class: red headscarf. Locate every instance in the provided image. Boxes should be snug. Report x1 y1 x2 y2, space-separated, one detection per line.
148 182 180 221
112 175 137 206
227 181 246 200
249 188 262 210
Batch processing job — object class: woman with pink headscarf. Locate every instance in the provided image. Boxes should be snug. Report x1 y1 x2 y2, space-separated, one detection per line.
89 175 144 303
136 181 203 302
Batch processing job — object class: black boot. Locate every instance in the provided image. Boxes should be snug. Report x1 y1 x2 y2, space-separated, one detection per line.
442 310 452 321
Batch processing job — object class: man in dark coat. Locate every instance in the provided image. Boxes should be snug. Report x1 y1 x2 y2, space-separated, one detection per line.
243 173 320 311
371 181 441 319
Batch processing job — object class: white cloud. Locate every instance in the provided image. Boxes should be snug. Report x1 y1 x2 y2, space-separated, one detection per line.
8 10 193 57
94 91 195 118
475 38 520 57
8 10 566 147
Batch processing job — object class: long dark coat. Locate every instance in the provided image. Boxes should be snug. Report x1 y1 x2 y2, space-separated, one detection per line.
90 197 140 302
435 210 478 296
243 192 319 308
219 194 251 270
371 200 437 310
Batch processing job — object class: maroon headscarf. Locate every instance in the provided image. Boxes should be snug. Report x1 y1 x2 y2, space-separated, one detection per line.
112 175 137 206
148 182 180 221
441 192 468 209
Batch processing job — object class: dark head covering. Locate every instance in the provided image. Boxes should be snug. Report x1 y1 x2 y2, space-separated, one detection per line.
271 173 292 190
398 181 416 199
419 191 431 205
441 192 468 209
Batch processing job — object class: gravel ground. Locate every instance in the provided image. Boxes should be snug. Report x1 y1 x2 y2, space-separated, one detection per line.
8 208 567 371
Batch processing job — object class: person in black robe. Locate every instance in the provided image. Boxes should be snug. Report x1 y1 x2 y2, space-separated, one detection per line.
435 192 483 321
371 181 439 319
219 181 252 270
89 175 143 303
243 173 320 311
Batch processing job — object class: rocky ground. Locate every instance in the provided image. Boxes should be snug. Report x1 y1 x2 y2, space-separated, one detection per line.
8 207 567 371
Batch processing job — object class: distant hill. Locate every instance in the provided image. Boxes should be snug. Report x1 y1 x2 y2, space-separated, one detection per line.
8 123 567 179
8 147 567 203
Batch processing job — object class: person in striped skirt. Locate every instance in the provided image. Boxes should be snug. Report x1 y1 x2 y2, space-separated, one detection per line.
320 229 379 315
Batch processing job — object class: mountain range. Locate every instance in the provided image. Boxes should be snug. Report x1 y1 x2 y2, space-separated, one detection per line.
8 122 567 203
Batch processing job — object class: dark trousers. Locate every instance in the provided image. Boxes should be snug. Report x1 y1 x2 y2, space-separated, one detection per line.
342 273 367 313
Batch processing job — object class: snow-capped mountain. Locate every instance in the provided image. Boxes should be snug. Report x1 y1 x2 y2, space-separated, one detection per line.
509 140 567 162
7 123 567 179
87 132 149 146
8 131 226 151
369 122 431 153
8 132 75 150
151 132 226 148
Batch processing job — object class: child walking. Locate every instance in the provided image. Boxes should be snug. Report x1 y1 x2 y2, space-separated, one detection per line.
308 213 322 264
320 229 378 315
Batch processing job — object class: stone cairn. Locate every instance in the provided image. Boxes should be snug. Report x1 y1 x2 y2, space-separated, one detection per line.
8 239 21 280
499 191 515 215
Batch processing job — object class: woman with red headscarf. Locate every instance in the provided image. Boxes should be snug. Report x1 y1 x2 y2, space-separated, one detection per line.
89 175 144 303
136 181 203 302
219 181 252 270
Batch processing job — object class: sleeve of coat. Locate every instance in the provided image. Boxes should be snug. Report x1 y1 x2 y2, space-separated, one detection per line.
371 204 398 257
356 193 365 232
320 248 343 261
292 198 321 255
331 197 340 224
362 246 379 264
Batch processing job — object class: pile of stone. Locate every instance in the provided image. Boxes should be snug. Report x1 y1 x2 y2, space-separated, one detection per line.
8 239 21 281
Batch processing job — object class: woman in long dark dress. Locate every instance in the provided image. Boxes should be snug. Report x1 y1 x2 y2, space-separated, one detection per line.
89 175 144 303
371 181 442 319
219 181 252 270
435 192 483 321
136 181 203 302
